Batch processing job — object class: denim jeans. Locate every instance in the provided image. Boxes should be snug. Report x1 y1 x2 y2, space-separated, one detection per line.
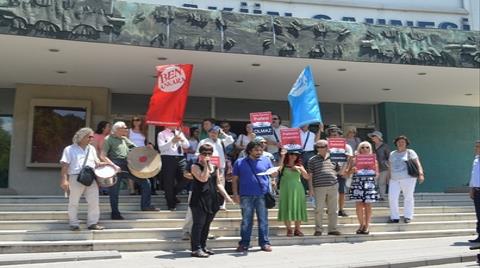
239 195 270 248
110 159 152 215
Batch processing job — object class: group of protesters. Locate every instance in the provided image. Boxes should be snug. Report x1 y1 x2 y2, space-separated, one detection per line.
60 113 471 258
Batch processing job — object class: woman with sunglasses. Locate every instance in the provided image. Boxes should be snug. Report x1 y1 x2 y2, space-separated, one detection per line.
277 148 309 237
345 141 379 234
190 144 233 258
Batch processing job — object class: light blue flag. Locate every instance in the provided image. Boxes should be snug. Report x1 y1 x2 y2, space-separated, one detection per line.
288 66 322 128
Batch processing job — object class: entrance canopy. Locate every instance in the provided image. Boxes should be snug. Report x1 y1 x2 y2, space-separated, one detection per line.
0 35 478 107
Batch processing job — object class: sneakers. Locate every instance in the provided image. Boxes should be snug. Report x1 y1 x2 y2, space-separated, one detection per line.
182 232 190 241
404 218 411 223
338 210 349 217
313 231 322 236
261 245 272 252
235 245 248 252
327 230 342 235
388 219 400 223
203 248 215 255
70 225 80 231
87 224 104 230
191 249 209 258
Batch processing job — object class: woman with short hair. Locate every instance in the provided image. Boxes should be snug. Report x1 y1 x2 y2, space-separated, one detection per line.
388 135 425 224
190 143 233 257
60 127 108 231
345 141 379 234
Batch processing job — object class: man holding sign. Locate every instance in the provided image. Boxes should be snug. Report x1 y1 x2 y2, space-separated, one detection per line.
147 64 194 211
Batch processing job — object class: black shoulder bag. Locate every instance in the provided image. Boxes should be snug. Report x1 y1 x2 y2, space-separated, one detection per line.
77 146 96 186
405 149 420 177
247 159 275 209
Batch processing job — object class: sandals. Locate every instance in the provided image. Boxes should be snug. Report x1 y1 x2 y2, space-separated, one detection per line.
355 225 370 235
294 229 304 237
286 228 293 237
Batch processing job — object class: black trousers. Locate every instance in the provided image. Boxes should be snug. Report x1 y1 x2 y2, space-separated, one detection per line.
190 206 216 251
474 188 480 235
160 155 187 209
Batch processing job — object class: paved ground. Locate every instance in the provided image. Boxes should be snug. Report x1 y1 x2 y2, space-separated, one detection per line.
1 236 478 268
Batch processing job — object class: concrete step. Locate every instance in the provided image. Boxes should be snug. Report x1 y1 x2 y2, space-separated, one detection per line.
0 199 473 211
0 206 473 220
0 229 474 254
0 193 470 203
0 216 474 232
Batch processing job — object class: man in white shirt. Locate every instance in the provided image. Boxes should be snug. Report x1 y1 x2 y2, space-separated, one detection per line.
196 125 234 174
196 125 234 210
300 125 317 194
157 126 190 211
264 113 288 162
468 140 480 243
327 125 353 217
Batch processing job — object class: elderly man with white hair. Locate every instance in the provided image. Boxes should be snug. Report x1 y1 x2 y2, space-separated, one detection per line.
60 127 107 231
101 121 158 220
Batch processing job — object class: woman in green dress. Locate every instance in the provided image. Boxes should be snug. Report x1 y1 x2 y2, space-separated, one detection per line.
277 148 310 237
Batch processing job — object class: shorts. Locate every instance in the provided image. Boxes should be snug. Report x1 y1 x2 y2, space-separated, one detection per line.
337 176 346 193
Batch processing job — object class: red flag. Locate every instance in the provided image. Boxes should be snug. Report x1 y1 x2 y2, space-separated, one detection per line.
146 64 193 126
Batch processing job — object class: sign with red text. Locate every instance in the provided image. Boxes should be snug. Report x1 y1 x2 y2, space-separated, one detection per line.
328 138 347 162
280 128 302 151
250 112 273 136
146 64 193 126
355 154 377 177
209 156 220 167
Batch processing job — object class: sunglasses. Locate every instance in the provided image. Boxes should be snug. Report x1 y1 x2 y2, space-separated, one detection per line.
200 152 213 156
272 118 279 120
360 146 370 149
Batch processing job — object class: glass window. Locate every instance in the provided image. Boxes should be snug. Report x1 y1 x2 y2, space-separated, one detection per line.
27 99 91 167
216 98 289 121
0 116 12 188
343 104 374 124
321 103 341 125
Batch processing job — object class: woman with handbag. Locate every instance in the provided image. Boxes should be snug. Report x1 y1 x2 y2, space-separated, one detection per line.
60 127 111 231
388 135 425 224
190 144 233 257
277 149 309 237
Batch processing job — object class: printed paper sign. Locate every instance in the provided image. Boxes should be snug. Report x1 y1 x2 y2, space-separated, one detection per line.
209 156 220 167
280 128 302 151
328 138 347 162
250 112 273 136
355 154 377 177
181 125 190 137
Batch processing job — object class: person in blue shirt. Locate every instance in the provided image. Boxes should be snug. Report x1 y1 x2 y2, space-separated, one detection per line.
232 140 278 253
468 140 480 243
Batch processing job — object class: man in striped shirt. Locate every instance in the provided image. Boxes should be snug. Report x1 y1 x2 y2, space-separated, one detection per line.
307 139 342 236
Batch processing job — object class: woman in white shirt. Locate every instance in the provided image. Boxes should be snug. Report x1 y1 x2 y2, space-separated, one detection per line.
388 135 424 224
60 127 110 231
235 123 255 155
128 116 150 194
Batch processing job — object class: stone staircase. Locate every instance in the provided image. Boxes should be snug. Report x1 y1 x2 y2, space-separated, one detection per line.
0 193 475 254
